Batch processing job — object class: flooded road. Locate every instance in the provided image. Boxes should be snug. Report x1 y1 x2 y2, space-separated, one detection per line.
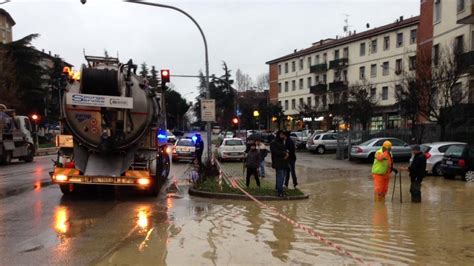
1 155 474 265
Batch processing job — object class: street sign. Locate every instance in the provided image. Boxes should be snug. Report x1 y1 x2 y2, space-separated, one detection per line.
201 99 216 122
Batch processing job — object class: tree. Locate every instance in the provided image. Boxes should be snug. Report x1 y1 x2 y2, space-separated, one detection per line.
347 83 377 130
165 85 191 130
235 69 253 91
268 103 285 129
0 34 46 115
0 49 20 109
255 73 269 91
149 65 159 88
139 62 149 79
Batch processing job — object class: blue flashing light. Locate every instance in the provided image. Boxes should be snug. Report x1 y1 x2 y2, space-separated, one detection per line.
192 135 198 143
157 129 167 141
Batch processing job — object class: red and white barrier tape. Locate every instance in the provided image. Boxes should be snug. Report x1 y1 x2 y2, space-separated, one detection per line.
229 178 369 265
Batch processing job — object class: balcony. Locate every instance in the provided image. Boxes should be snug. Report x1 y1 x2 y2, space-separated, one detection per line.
310 83 328 94
310 63 328 73
329 58 349 69
457 0 474 24
329 81 348 92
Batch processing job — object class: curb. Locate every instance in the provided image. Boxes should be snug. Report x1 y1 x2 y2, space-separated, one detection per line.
36 147 57 156
188 187 309 201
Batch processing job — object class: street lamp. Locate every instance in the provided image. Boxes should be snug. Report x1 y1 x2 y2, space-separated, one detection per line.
126 0 212 162
31 114 39 149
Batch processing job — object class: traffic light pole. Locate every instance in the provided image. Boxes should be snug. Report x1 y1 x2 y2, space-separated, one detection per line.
126 0 212 162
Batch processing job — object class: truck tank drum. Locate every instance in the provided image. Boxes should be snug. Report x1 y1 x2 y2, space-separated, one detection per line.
64 63 156 152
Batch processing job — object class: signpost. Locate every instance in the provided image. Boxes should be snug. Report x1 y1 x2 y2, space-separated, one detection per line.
201 99 216 122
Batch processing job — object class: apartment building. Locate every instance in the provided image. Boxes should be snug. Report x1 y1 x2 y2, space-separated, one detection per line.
267 16 419 130
0 9 15 44
420 0 474 102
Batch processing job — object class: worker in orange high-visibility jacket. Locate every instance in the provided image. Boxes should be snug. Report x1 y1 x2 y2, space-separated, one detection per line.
371 141 397 202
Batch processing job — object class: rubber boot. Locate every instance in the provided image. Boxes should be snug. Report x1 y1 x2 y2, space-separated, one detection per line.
374 193 385 202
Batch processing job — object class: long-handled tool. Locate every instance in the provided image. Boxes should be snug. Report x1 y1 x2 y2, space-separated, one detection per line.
391 170 403 203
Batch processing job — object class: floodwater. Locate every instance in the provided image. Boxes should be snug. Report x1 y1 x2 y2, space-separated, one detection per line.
2 160 474 265
98 164 474 265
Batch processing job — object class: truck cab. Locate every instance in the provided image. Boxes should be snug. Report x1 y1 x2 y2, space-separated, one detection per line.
0 113 36 164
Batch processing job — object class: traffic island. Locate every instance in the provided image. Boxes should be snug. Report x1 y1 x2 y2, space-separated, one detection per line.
189 178 309 201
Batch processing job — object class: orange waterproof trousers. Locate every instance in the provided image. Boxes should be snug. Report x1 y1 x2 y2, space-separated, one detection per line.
373 173 391 196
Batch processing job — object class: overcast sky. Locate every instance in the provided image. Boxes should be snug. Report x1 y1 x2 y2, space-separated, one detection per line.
5 0 419 103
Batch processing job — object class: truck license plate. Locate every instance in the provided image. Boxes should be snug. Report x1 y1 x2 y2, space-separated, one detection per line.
446 161 453 165
93 177 114 183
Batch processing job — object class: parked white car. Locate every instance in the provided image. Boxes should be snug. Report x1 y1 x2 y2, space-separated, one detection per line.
413 142 466 175
217 138 246 161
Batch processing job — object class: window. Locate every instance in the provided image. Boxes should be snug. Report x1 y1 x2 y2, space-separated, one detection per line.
307 57 312 68
433 44 440 66
370 87 376 98
323 74 327 84
343 47 349 58
284 81 289 92
455 35 465 53
382 86 389 100
284 63 288 73
278 100 282 107
395 59 403 74
384 36 390 50
315 55 320 64
370 64 377 78
395 85 402 97
316 75 320 83
382 61 389 75
307 77 312 88
458 0 465 12
359 66 366 80
396 33 404 47
299 98 304 107
410 29 417 44
434 0 441 23
371 39 377 53
292 61 296 72
322 95 327 106
307 97 312 107
278 83 282 93
322 134 334 140
334 49 340 60
409 56 416 70
292 80 296 91
360 42 366 56
342 70 348 82
315 96 320 107
299 78 303 90
278 65 281 75
284 100 289 110
323 53 327 63
299 58 304 70
291 99 296 109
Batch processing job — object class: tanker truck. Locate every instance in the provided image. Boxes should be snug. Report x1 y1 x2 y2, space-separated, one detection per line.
51 56 170 196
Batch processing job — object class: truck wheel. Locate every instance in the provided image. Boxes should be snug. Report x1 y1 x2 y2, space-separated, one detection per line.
433 163 443 176
59 184 73 195
23 145 35 163
2 151 12 165
147 175 160 197
316 146 325 154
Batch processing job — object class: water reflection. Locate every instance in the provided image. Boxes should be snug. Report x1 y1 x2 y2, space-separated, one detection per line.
137 206 150 232
265 203 297 263
371 202 389 241
54 207 70 236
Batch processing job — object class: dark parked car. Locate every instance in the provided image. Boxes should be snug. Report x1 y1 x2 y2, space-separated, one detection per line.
440 144 474 181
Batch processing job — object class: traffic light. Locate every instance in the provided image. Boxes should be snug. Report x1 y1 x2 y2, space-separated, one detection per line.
31 114 39 121
161 69 170 85
232 117 239 125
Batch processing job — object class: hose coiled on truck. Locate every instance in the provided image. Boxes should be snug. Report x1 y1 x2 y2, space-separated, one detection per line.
81 68 119 96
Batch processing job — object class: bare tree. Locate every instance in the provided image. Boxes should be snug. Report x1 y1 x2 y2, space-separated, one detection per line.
347 82 377 130
235 68 253 91
255 73 269 91
0 47 20 109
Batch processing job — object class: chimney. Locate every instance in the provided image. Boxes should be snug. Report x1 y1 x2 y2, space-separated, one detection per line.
400 16 404 22
294 49 297 53
48 51 51 55
353 30 356 35
42 49 44 53
320 40 323 45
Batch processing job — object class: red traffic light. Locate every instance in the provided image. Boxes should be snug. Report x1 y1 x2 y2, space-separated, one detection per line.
31 114 39 121
161 69 170 84
232 117 239 124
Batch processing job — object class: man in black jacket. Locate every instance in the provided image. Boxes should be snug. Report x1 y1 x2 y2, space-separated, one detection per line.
408 145 426 203
270 130 289 197
284 131 298 188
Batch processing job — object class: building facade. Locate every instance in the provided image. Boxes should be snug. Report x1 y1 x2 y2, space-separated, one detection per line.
267 16 419 130
0 9 15 44
267 0 474 131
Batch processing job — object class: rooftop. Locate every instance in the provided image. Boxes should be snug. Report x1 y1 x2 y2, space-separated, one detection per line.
0 8 15 26
266 16 419 65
